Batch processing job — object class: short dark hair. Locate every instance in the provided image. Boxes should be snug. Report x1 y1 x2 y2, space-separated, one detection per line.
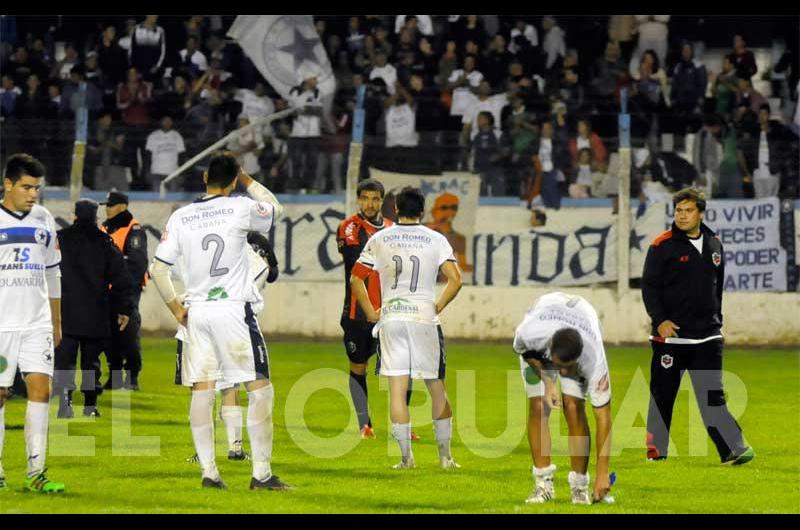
759 103 771 114
357 178 385 198
478 111 495 127
4 153 46 184
206 151 240 189
395 187 425 219
673 187 707 212
551 328 583 364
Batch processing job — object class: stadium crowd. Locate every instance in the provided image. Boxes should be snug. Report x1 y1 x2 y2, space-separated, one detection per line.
0 15 798 203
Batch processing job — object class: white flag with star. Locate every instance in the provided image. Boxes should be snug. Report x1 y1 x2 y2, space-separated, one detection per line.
227 15 336 100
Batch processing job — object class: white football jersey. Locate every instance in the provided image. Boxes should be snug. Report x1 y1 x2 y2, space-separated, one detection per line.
0 204 61 331
357 224 456 324
513 292 609 387
155 195 275 304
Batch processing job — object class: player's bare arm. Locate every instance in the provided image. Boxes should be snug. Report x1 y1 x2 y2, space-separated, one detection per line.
435 260 463 314
592 403 613 502
350 275 380 323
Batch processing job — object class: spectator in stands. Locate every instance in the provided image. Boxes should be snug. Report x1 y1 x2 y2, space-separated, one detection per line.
288 76 323 191
354 34 377 73
509 18 539 56
373 25 393 58
369 51 398 95
569 118 608 173
61 65 104 120
129 15 166 81
484 34 511 90
735 76 767 114
629 61 665 144
235 81 274 131
541 16 566 74
456 15 488 53
608 15 637 63
569 148 595 198
51 42 81 81
437 40 459 87
154 73 193 121
532 105 570 209
384 82 418 163
692 114 725 197
84 51 102 85
116 66 153 126
7 46 47 86
15 75 50 170
118 18 137 52
712 54 739 118
670 42 708 135
0 74 21 118
228 115 265 183
471 111 508 196
88 112 133 190
731 34 757 81
395 15 434 37
447 54 484 121
461 80 509 145
590 41 627 112
178 35 208 80
630 49 668 102
97 25 128 92
346 16 367 54
144 115 186 191
505 94 538 197
739 104 789 198
634 15 670 66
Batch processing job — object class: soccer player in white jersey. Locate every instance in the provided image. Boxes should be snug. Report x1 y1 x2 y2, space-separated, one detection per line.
351 187 463 470
0 154 65 493
178 233 279 463
150 151 289 491
513 292 613 505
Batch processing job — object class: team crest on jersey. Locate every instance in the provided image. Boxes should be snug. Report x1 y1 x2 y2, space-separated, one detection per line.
35 228 48 245
712 252 721 267
661 354 674 369
256 202 271 217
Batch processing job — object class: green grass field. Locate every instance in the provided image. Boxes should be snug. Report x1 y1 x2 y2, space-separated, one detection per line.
1 339 798 513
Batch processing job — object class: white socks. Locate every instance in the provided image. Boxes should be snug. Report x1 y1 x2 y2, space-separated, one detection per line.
220 406 243 452
190 390 218 479
25 401 49 478
533 464 557 489
433 417 452 460
391 422 414 462
246 385 274 481
568 471 590 489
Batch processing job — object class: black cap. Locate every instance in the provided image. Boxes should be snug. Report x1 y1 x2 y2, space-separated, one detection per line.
100 191 129 207
75 199 99 223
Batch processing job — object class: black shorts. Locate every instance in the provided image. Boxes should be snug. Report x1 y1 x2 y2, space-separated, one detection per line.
340 315 378 364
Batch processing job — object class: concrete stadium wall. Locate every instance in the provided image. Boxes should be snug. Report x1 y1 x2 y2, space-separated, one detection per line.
139 283 800 347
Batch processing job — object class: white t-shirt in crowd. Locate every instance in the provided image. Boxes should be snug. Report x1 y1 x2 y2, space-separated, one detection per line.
462 93 509 140
146 129 186 175
385 103 418 147
448 69 484 116
228 125 266 175
370 64 398 95
179 49 208 72
288 86 322 138
539 138 554 172
394 15 434 36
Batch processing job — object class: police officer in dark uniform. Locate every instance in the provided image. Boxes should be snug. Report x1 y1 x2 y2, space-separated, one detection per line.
54 199 134 418
100 191 148 391
642 188 754 465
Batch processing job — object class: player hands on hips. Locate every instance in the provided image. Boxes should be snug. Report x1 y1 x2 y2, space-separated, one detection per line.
350 187 463 470
513 293 613 505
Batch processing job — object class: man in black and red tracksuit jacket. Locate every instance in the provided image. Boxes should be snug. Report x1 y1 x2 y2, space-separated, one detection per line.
337 178 394 438
642 188 753 465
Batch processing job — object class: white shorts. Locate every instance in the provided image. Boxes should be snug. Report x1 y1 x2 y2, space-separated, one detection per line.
0 328 55 387
183 302 269 386
377 321 445 380
175 339 236 391
518 356 611 408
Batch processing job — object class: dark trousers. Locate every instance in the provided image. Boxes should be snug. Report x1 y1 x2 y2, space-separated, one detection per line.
646 339 747 461
53 335 105 407
104 308 142 385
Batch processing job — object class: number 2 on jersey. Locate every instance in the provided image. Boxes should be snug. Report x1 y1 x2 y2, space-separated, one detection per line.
202 234 230 277
391 255 420 292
